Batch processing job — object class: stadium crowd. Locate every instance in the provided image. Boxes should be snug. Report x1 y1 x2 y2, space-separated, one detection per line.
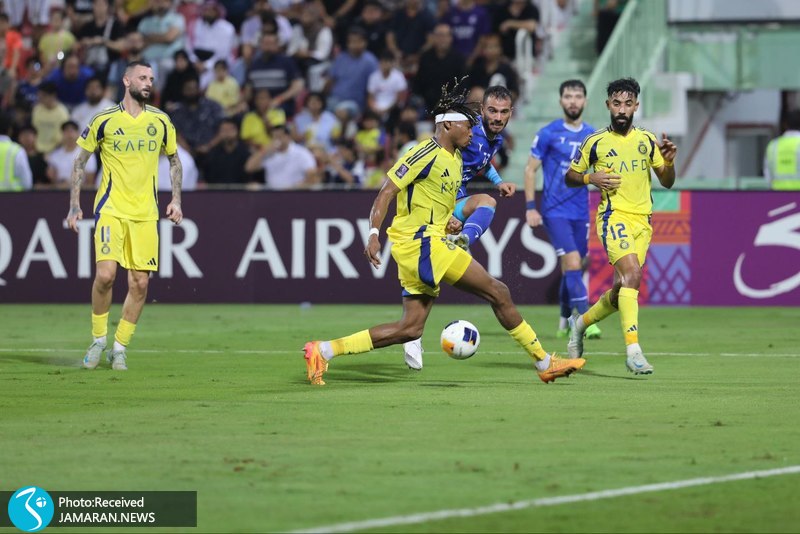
0 0 573 191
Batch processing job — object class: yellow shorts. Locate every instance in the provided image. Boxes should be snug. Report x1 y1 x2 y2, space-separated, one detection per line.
95 213 159 271
597 210 651 265
391 235 473 297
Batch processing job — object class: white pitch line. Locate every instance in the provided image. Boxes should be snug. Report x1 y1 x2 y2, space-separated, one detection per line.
1 348 800 357
289 465 800 534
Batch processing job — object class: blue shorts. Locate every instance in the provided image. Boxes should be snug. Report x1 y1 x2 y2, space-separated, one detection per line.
542 217 589 257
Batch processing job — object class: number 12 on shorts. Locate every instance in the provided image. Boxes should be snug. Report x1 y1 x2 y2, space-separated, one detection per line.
608 223 627 240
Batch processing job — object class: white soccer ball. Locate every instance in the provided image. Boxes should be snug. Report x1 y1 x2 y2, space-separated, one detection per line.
440 320 480 360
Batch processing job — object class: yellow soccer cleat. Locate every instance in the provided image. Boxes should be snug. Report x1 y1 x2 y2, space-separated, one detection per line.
537 354 586 384
303 341 328 385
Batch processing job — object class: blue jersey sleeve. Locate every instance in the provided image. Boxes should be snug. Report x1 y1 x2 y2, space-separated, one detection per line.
530 127 549 161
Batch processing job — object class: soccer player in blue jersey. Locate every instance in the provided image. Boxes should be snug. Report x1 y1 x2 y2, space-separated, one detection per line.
524 79 602 340
565 77 677 375
402 85 517 369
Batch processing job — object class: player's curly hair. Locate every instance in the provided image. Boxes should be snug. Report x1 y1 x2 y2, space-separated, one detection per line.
607 77 640 98
431 77 480 126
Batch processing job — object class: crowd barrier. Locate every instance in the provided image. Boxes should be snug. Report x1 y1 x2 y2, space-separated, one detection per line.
0 190 797 305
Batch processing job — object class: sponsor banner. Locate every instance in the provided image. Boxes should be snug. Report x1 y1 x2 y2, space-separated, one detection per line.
0 192 560 304
2 489 196 529
691 192 800 305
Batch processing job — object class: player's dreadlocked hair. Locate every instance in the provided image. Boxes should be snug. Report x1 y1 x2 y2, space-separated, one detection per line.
431 77 480 126
606 77 640 98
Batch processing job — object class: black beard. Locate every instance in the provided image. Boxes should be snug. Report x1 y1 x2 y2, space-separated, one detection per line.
611 115 632 134
129 87 149 103
563 106 583 121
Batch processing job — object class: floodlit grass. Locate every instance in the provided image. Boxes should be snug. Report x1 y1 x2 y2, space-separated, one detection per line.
1 304 799 533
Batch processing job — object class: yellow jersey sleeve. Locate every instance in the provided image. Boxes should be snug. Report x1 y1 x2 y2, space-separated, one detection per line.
570 134 595 174
388 139 439 190
77 114 102 153
162 115 177 156
645 131 665 168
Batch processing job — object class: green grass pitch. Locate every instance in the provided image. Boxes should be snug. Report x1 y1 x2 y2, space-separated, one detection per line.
2 303 799 533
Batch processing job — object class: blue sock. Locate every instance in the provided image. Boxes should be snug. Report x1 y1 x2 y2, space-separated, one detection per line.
462 206 495 245
559 276 571 319
565 269 589 314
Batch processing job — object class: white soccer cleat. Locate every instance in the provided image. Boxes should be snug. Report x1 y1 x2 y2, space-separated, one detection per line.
108 349 128 371
82 340 106 369
626 350 653 375
566 315 584 359
446 233 470 251
403 338 424 370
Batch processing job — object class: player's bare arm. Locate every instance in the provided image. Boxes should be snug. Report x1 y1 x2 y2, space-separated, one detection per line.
565 167 621 191
165 152 183 224
66 148 93 233
653 132 677 189
365 179 400 268
524 155 542 227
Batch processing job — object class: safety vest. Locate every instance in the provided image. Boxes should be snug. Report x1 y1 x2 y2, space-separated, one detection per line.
0 138 24 191
766 134 800 190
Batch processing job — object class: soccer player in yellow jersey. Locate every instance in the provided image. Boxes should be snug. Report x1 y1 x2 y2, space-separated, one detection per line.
66 61 184 371
564 77 677 375
302 82 585 386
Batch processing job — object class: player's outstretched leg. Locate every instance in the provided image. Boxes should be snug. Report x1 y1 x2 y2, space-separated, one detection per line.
306 296 434 385
452 260 585 383
567 288 617 358
403 338 424 370
556 277 571 338
460 194 497 248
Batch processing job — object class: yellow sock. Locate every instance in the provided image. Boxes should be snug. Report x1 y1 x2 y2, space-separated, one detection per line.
92 312 109 339
329 329 373 357
583 289 618 327
618 287 640 345
508 321 547 361
114 319 137 347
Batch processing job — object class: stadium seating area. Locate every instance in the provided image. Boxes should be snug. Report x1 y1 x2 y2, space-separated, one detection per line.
0 0 568 191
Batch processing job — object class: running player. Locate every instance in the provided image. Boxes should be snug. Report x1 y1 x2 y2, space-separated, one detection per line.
564 77 677 375
302 81 585 386
67 61 183 370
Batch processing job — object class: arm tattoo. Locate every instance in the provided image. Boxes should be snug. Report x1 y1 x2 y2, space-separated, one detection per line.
69 149 92 212
168 153 183 204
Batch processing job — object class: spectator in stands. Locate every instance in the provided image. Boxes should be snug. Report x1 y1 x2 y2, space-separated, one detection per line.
240 87 286 149
595 0 627 55
116 0 151 32
1 12 23 92
468 33 520 101
138 0 186 83
293 91 338 152
441 0 492 62
71 76 114 129
494 0 540 60
170 76 224 156
393 120 418 156
206 60 243 116
219 0 251 30
248 32 305 117
158 142 198 191
0 113 33 191
47 120 97 188
31 82 69 153
201 118 256 187
764 109 800 190
414 23 466 114
44 53 94 109
352 1 388 57
15 58 44 110
354 110 384 159
286 1 333 92
367 51 408 122
331 100 359 142
326 26 378 111
16 125 49 188
325 138 364 188
161 49 197 111
2 0 50 27
39 8 76 67
245 119 317 189
76 0 126 80
191 0 237 88
66 0 95 33
386 0 435 74
241 0 293 49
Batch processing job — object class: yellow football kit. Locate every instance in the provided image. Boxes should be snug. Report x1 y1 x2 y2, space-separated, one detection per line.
570 126 665 265
78 103 177 271
386 138 472 297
